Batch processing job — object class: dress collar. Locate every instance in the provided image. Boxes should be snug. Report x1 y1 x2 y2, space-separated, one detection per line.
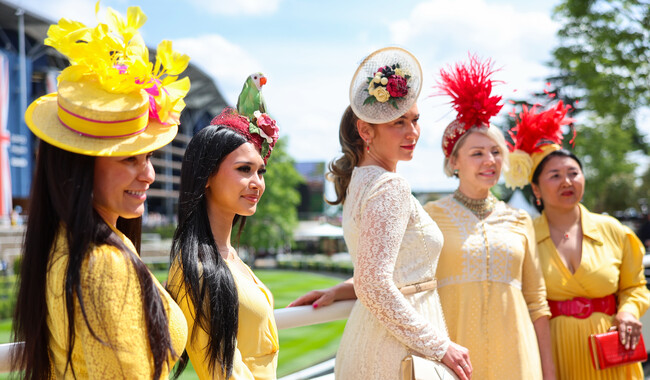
536 203 603 245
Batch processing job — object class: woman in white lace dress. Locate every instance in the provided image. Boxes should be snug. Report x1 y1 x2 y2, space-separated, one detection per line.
289 47 471 380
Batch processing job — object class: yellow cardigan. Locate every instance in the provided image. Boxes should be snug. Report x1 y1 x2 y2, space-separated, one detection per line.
168 258 279 380
46 225 187 379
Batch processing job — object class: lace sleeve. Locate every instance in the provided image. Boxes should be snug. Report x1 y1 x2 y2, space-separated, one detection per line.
353 175 450 360
79 245 159 379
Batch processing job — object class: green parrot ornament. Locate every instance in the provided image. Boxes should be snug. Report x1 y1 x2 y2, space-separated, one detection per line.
236 72 267 120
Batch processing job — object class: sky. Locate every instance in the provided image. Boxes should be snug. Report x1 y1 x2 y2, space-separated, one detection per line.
15 0 650 192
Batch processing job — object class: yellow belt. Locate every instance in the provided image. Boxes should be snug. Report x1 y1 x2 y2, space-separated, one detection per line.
399 279 437 296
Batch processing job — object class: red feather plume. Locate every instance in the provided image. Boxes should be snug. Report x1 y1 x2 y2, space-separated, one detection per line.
508 100 574 154
437 54 503 129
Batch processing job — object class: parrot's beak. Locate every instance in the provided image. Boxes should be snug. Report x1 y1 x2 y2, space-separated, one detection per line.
260 76 267 86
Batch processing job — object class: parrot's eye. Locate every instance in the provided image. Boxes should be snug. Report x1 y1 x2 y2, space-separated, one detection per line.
253 75 258 79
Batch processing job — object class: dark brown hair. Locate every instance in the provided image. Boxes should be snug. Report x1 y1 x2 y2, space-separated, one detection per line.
327 106 365 205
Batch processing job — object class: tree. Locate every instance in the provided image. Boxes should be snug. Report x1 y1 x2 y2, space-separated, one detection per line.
545 0 650 213
237 139 303 262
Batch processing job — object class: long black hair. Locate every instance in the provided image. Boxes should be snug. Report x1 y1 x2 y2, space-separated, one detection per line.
531 148 583 212
12 141 175 380
169 125 249 378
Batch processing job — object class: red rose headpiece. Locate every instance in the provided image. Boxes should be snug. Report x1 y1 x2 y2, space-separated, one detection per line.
210 106 279 164
437 55 503 157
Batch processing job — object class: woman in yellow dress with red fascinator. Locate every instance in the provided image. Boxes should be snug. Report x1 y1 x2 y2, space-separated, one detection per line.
504 100 650 379
422 55 555 380
13 5 190 380
167 83 280 379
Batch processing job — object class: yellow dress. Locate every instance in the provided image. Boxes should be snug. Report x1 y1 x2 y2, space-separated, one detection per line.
535 204 650 380
168 258 279 380
46 225 188 379
424 196 550 380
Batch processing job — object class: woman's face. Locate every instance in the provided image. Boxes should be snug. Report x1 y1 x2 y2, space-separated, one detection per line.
362 104 420 168
93 152 155 226
451 131 502 195
532 155 584 211
205 142 266 219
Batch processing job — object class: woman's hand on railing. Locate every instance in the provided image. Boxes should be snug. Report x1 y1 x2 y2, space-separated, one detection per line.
287 278 356 309
441 341 472 380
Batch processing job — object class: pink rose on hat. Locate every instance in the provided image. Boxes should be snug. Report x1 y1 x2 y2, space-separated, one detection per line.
253 111 279 144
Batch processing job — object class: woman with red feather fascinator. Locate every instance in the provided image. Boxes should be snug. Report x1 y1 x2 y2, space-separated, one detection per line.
167 76 280 379
422 55 555 380
507 100 649 380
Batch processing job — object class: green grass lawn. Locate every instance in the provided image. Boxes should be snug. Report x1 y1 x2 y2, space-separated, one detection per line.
0 268 347 379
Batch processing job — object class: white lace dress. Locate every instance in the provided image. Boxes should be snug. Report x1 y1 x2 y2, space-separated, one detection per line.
335 166 450 379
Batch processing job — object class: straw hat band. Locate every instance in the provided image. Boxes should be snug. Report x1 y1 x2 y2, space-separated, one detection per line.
57 101 149 138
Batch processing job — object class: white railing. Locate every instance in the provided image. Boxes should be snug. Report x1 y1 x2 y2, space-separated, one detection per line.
0 300 356 374
2 255 650 374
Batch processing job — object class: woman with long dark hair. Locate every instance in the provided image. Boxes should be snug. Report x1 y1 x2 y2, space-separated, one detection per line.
12 6 190 380
506 102 650 379
167 103 280 379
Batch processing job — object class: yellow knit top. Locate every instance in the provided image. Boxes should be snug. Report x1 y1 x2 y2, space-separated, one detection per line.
45 225 188 379
168 257 279 380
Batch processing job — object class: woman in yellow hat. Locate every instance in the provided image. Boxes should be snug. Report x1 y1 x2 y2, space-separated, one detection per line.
167 103 280 380
506 101 649 379
12 6 190 379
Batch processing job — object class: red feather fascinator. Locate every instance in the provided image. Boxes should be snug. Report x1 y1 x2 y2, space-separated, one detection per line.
503 100 575 189
438 55 503 157
508 100 574 154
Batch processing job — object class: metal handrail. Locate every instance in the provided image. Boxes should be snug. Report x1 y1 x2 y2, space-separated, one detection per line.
0 300 356 373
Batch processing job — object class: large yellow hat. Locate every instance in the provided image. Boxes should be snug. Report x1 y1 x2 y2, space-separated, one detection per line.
25 5 190 156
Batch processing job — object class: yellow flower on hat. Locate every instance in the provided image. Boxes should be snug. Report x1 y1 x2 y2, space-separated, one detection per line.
105 5 147 45
374 87 390 102
503 150 534 189
43 3 190 125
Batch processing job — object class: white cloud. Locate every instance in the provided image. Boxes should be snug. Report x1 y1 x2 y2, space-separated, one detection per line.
381 0 561 191
187 0 283 15
172 34 263 105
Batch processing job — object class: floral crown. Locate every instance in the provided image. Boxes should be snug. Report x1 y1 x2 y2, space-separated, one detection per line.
210 107 279 164
503 99 575 189
364 64 411 109
45 4 190 127
437 54 503 158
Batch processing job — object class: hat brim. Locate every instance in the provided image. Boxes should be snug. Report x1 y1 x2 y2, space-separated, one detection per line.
25 93 178 157
349 47 422 124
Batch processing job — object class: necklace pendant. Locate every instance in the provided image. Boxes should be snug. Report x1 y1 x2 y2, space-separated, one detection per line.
564 233 569 240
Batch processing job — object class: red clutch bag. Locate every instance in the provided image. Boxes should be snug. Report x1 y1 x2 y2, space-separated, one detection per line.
588 331 647 370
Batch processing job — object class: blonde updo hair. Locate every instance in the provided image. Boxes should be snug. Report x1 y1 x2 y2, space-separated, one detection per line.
443 124 509 177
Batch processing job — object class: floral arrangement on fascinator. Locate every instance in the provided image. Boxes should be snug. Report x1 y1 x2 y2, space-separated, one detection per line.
365 64 411 109
210 74 279 164
24 3 190 156
503 98 575 189
437 54 503 158
349 47 422 124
